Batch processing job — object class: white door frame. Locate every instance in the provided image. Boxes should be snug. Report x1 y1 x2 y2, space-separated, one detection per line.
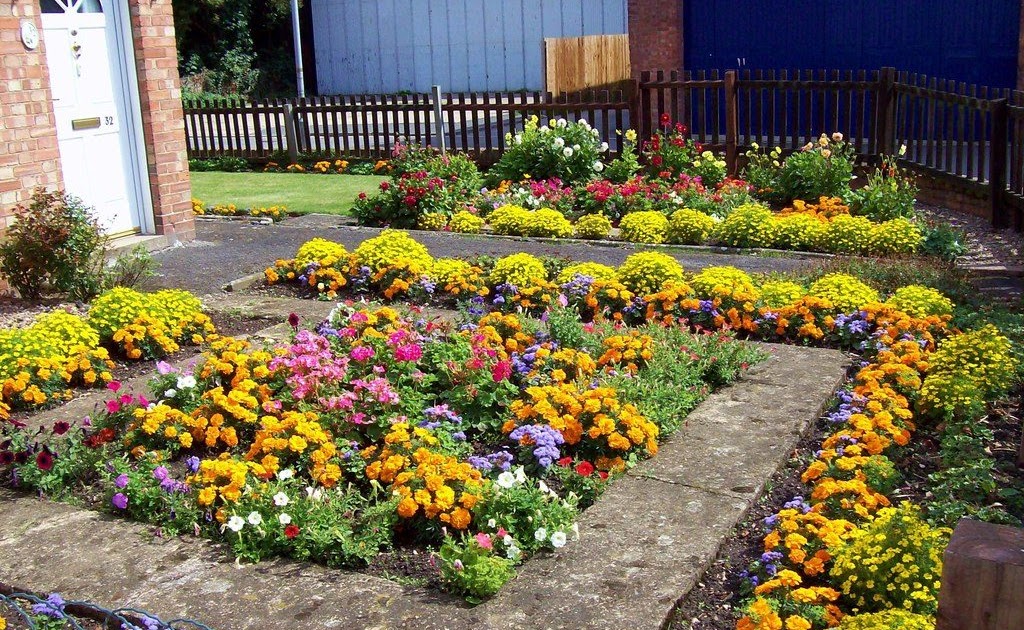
104 0 155 234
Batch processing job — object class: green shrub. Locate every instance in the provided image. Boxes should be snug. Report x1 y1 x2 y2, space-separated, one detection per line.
488 115 606 186
849 152 919 221
436 536 515 602
618 211 669 244
778 133 855 202
0 189 107 300
667 209 715 245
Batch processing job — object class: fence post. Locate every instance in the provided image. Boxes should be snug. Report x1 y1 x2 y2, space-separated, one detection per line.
628 77 641 142
875 67 897 156
935 519 1024 630
283 102 300 162
432 85 446 153
724 70 739 175
639 70 652 141
990 98 1009 229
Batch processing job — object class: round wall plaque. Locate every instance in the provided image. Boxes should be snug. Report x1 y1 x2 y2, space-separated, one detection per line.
20 19 40 51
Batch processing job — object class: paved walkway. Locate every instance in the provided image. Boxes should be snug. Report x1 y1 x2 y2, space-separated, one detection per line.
148 216 825 296
0 342 847 630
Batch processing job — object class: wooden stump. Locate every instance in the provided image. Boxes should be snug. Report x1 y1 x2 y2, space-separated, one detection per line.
935 518 1024 629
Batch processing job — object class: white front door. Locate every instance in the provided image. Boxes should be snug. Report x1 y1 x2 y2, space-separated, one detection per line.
41 0 140 236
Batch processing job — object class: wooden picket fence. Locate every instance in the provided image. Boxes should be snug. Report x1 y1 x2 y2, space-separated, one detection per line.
183 68 1024 231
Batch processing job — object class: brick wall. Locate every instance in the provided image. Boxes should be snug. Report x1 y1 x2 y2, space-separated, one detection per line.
128 0 194 242
0 0 62 223
627 0 683 75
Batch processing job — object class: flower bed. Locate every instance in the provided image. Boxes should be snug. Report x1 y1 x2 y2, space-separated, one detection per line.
0 287 214 418
192 198 289 222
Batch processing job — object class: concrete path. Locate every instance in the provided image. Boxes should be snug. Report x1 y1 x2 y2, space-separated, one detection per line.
0 343 847 630
149 216 824 296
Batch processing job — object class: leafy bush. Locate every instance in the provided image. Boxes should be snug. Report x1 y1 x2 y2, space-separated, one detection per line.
295 238 347 266
574 214 613 240
188 156 250 172
102 245 158 290
603 129 641 183
0 190 107 300
617 251 684 296
741 143 785 204
714 203 775 248
643 116 727 187
886 285 954 318
850 151 919 221
436 536 515 602
778 133 855 202
488 116 607 186
918 324 1018 420
830 503 950 614
449 210 484 234
618 211 669 244
807 274 880 312
919 222 968 261
667 209 716 245
489 253 548 288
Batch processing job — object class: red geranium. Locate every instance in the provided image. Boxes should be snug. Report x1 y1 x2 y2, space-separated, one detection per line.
284 524 300 539
574 461 595 477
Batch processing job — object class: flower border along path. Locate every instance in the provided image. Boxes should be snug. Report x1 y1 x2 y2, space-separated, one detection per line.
0 343 846 630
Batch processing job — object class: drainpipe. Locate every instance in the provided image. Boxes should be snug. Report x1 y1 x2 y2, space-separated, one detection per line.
291 0 305 98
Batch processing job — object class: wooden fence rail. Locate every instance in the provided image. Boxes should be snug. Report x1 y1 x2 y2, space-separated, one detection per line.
183 68 1024 231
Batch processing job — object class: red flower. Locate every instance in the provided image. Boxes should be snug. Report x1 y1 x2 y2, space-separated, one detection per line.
284 524 300 539
557 456 573 468
0 451 13 466
36 450 54 471
598 471 609 480
574 461 595 477
288 312 300 329
52 421 70 436
380 181 390 191
651 155 663 167
491 360 512 382
660 113 671 126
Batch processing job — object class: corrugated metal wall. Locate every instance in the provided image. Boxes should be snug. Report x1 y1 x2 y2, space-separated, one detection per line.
311 0 628 95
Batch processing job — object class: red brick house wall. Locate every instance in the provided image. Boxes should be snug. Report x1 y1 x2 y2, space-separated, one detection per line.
627 0 683 75
0 1 62 224
0 0 193 242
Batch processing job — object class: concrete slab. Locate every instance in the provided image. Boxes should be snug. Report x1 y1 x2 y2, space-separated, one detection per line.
0 343 848 629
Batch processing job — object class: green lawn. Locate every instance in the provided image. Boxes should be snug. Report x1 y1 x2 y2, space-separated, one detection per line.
190 172 385 215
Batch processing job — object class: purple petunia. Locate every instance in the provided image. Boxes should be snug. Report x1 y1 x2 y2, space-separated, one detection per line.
115 473 130 489
112 492 129 510
32 593 66 619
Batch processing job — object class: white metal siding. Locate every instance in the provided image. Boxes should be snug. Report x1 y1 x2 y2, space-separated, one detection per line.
312 0 628 94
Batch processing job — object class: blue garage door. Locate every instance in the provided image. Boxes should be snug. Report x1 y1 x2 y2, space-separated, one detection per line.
684 0 1020 89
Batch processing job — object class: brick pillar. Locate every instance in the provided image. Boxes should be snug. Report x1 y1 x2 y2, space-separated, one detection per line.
128 0 194 242
0 0 62 224
628 0 684 76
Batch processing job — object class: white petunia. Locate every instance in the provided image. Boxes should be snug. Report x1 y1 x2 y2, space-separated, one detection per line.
514 466 527 483
277 468 294 480
278 512 292 525
305 486 324 501
514 134 522 145
534 527 548 541
593 161 604 172
247 511 263 526
538 480 550 494
487 518 497 528
556 118 568 128
553 137 565 148
507 544 521 560
572 144 580 151
176 375 197 389
550 531 567 548
600 142 609 153
502 534 514 546
496 471 517 488
163 389 177 398
273 492 290 507
563 147 574 157
226 515 245 532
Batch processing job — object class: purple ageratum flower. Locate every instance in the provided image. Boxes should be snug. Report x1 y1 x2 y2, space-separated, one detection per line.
185 456 201 473
31 593 66 619
115 473 130 489
468 449 514 473
112 493 129 510
509 424 565 468
451 431 466 441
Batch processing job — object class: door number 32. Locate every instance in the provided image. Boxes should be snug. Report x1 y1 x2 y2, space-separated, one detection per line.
104 116 114 126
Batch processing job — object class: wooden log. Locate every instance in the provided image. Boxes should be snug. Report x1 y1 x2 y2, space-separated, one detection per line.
935 518 1024 630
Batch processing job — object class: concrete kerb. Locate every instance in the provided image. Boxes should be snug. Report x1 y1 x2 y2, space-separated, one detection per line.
0 343 848 630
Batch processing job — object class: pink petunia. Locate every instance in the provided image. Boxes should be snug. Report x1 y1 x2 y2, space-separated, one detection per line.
475 532 493 550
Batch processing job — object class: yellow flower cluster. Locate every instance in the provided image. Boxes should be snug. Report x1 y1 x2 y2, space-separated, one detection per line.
557 262 617 284
618 210 670 244
918 324 1018 419
574 213 612 240
760 281 806 309
249 205 288 221
2 347 113 411
191 198 205 215
489 252 548 288
715 203 776 248
364 423 486 529
506 383 659 463
353 229 434 273
690 266 762 304
762 509 857 576
448 210 485 234
476 312 533 354
295 238 348 266
780 196 851 219
190 454 254 507
530 346 597 384
829 503 949 615
430 258 488 297
417 211 448 231
488 204 532 235
244 410 341 487
807 274 881 313
667 208 716 244
616 251 685 296
836 609 935 630
597 331 654 374
885 285 954 319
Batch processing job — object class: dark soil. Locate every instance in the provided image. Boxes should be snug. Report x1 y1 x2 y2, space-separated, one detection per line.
364 544 447 591
207 310 276 338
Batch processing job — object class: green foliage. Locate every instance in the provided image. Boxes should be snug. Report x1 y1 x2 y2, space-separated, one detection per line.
488 116 607 186
102 245 159 291
919 222 968 261
473 473 578 556
644 117 727 187
188 156 251 172
778 134 855 203
436 536 516 603
602 131 641 183
823 214 874 254
741 143 785 205
0 190 107 300
849 153 919 221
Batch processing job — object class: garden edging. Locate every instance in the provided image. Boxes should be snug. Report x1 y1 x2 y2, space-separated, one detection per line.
0 343 847 630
